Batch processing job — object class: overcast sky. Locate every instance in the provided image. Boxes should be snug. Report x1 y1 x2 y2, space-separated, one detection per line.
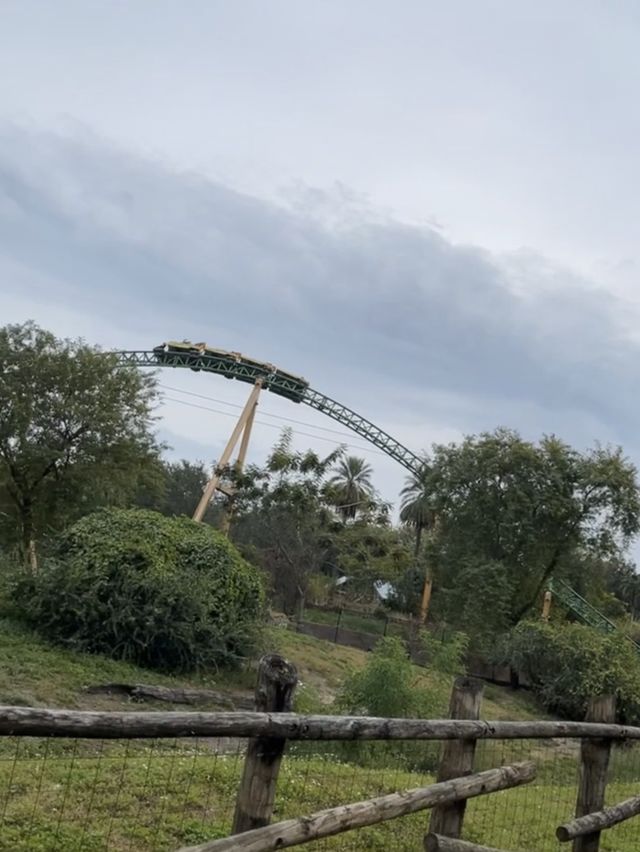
2 0 640 511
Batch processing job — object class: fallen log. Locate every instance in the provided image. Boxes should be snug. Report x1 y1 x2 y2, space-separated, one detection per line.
177 761 536 852
556 792 640 841
85 683 252 710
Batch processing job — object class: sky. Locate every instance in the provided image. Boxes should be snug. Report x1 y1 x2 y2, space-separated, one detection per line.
1 0 640 513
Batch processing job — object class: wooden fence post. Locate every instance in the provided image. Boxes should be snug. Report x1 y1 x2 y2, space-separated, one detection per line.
334 609 343 644
572 695 616 852
232 653 298 834
428 676 484 839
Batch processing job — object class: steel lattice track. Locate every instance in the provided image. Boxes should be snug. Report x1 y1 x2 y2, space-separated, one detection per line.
115 350 423 474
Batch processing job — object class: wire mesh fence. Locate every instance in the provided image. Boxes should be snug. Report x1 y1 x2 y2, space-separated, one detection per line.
1 734 640 850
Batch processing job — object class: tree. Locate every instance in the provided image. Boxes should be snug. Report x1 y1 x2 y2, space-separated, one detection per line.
230 431 409 614
423 429 640 629
136 458 218 521
329 520 413 602
0 322 161 563
326 455 375 520
230 430 342 614
400 460 435 556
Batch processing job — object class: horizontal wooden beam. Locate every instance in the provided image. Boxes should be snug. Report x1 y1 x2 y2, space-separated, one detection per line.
425 834 516 851
0 706 638 741
556 793 640 841
178 762 536 852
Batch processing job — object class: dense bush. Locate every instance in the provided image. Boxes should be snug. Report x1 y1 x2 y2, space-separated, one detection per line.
421 629 469 676
337 636 434 718
331 637 442 771
11 509 264 672
503 621 640 722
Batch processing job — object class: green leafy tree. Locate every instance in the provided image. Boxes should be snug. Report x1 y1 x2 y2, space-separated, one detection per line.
424 429 640 629
231 432 408 613
0 322 162 563
230 430 342 614
328 521 412 602
136 458 219 521
326 455 375 520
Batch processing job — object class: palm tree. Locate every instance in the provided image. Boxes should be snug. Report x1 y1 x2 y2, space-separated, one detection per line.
400 461 435 556
328 455 375 520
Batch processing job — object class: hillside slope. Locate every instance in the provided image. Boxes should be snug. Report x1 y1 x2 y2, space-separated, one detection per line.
0 617 544 721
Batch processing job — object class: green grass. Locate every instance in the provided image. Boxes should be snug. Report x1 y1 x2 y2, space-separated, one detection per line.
0 618 621 850
1 740 639 851
0 616 259 711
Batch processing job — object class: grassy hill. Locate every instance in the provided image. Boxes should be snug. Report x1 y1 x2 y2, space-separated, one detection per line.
0 616 543 721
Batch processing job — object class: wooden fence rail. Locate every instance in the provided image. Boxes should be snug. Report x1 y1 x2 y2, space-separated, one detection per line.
556 793 640 842
1 705 640 741
177 762 536 852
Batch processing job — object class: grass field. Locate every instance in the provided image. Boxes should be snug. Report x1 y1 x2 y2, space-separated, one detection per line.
0 619 636 851
2 738 640 851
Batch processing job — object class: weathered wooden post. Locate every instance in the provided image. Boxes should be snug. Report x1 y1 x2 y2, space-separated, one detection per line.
428 676 484 840
572 695 616 852
232 653 298 834
334 608 343 644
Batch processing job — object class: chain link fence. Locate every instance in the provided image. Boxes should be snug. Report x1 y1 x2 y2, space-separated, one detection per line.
1 734 640 850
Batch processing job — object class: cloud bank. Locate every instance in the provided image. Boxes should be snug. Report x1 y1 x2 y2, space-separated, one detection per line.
0 123 637 481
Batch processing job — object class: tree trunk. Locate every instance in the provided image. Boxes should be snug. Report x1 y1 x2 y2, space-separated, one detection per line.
19 498 37 572
415 523 423 557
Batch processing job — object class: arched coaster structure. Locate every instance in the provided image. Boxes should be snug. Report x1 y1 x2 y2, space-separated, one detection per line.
117 341 427 611
116 342 423 477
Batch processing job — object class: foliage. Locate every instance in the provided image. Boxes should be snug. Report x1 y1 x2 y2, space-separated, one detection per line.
335 635 442 772
0 322 162 560
399 459 435 556
414 428 640 631
326 521 413 602
502 621 640 723
230 430 409 613
432 558 514 650
336 636 435 718
11 508 264 672
326 455 375 520
230 430 342 614
600 556 640 619
135 458 224 524
421 629 469 676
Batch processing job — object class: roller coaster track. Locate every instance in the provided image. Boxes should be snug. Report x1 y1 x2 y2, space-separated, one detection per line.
116 350 423 475
548 578 640 650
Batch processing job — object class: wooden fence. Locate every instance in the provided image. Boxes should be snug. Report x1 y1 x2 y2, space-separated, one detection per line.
1 653 640 850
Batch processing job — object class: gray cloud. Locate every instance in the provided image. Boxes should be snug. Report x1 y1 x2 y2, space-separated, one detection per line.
0 123 637 467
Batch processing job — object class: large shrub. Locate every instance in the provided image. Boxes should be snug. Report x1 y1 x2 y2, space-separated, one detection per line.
12 509 264 671
503 621 640 722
